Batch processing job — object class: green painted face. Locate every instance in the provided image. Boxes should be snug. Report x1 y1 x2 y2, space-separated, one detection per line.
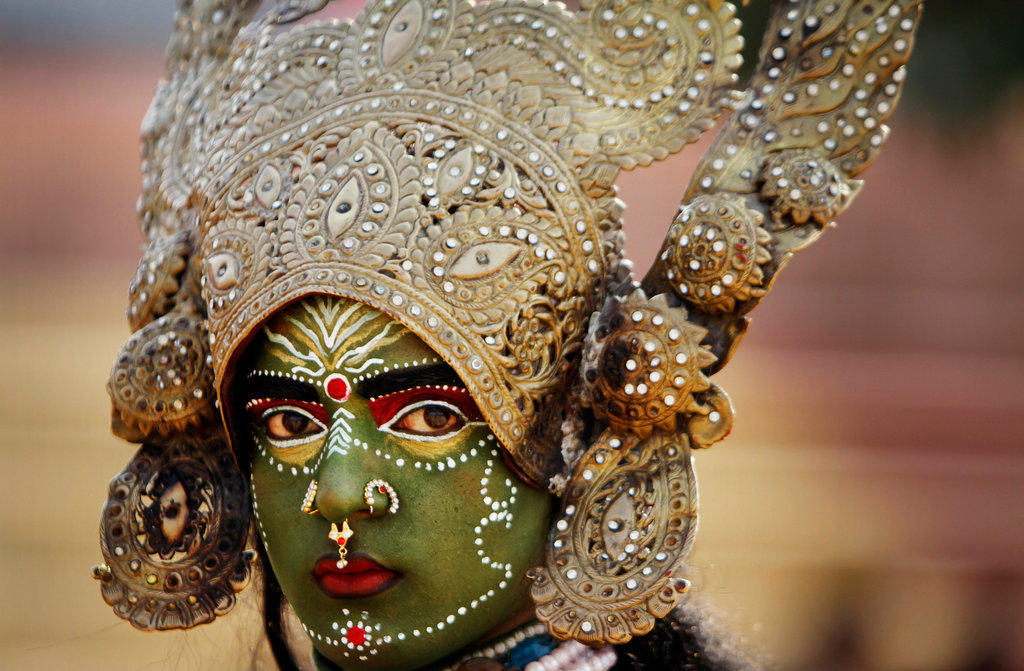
235 296 552 671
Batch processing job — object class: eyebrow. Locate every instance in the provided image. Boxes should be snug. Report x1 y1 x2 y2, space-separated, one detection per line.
357 363 464 399
238 374 320 406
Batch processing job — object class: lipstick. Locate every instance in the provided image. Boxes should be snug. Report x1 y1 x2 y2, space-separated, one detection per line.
314 555 401 599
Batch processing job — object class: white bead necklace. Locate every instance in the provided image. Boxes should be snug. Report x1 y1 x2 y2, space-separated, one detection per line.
442 622 617 671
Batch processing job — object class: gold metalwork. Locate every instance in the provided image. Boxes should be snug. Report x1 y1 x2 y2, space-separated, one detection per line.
364 479 400 515
645 0 923 370
98 0 922 643
94 433 257 630
130 0 744 484
659 193 772 314
329 520 355 569
107 312 217 440
529 429 697 645
300 479 319 515
579 291 718 438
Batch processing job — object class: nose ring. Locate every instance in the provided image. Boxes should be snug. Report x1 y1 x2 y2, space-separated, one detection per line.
328 520 353 569
300 479 319 515
364 479 399 515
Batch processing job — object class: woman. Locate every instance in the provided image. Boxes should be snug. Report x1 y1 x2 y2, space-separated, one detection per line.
92 0 921 669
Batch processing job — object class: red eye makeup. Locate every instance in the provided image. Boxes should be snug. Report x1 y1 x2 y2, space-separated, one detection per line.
368 386 483 439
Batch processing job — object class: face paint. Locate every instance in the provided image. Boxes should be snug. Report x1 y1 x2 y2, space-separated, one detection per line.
237 296 552 671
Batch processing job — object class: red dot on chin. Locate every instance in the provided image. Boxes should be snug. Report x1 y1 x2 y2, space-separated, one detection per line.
346 626 366 646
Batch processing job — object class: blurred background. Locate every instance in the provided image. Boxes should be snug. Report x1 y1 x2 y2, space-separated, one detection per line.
1 1 1022 669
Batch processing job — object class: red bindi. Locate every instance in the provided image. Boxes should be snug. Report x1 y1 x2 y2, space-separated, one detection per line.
324 373 351 402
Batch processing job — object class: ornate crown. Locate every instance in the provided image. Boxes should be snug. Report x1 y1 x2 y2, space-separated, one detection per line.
96 0 921 646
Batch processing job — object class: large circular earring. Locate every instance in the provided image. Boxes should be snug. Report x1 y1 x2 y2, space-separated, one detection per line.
363 479 399 515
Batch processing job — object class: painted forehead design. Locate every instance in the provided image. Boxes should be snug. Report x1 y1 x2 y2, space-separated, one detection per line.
254 296 444 402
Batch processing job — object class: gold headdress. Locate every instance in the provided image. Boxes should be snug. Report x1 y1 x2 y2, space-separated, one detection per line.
95 0 921 645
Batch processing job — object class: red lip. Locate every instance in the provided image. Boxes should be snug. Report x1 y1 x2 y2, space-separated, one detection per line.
314 555 401 599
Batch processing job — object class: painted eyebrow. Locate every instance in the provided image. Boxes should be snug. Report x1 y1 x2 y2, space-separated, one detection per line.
238 374 320 406
357 363 464 399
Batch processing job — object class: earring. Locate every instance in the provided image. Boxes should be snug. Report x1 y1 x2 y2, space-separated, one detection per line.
529 428 698 645
93 433 257 630
328 520 353 569
363 479 399 515
300 479 319 515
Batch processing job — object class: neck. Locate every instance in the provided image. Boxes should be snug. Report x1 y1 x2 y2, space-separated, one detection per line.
310 618 548 671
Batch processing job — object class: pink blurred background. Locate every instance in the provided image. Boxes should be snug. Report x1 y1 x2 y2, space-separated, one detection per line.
2 1 1022 669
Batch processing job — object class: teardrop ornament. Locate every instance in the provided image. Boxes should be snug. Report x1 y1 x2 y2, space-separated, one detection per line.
326 176 364 239
254 164 282 209
381 1 424 67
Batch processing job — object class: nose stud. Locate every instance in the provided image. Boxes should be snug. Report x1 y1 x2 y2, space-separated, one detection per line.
364 479 399 515
300 479 319 515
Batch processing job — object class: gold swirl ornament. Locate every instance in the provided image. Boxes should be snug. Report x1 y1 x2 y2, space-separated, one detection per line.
107 313 217 441
580 291 718 438
761 149 862 226
661 193 772 314
126 231 192 331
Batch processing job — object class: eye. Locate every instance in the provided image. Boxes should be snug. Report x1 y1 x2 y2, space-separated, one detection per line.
448 242 522 280
383 400 466 438
369 386 484 442
246 399 328 448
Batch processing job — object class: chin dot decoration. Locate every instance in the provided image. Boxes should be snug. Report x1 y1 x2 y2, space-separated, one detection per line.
346 625 368 647
94 0 921 650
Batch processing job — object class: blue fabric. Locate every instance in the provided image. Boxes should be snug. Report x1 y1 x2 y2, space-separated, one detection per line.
505 634 556 668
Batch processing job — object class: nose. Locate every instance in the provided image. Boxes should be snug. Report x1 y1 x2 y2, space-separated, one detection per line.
312 450 398 523
314 455 376 523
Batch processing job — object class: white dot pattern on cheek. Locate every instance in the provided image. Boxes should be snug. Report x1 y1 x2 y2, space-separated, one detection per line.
294 436 525 662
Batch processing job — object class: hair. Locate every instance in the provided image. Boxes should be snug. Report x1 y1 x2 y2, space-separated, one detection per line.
253 544 298 671
613 599 762 671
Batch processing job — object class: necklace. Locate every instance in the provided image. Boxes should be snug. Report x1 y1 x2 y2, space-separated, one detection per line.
445 622 617 671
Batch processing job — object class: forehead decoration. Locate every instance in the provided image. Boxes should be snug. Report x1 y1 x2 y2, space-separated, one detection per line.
95 0 921 650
